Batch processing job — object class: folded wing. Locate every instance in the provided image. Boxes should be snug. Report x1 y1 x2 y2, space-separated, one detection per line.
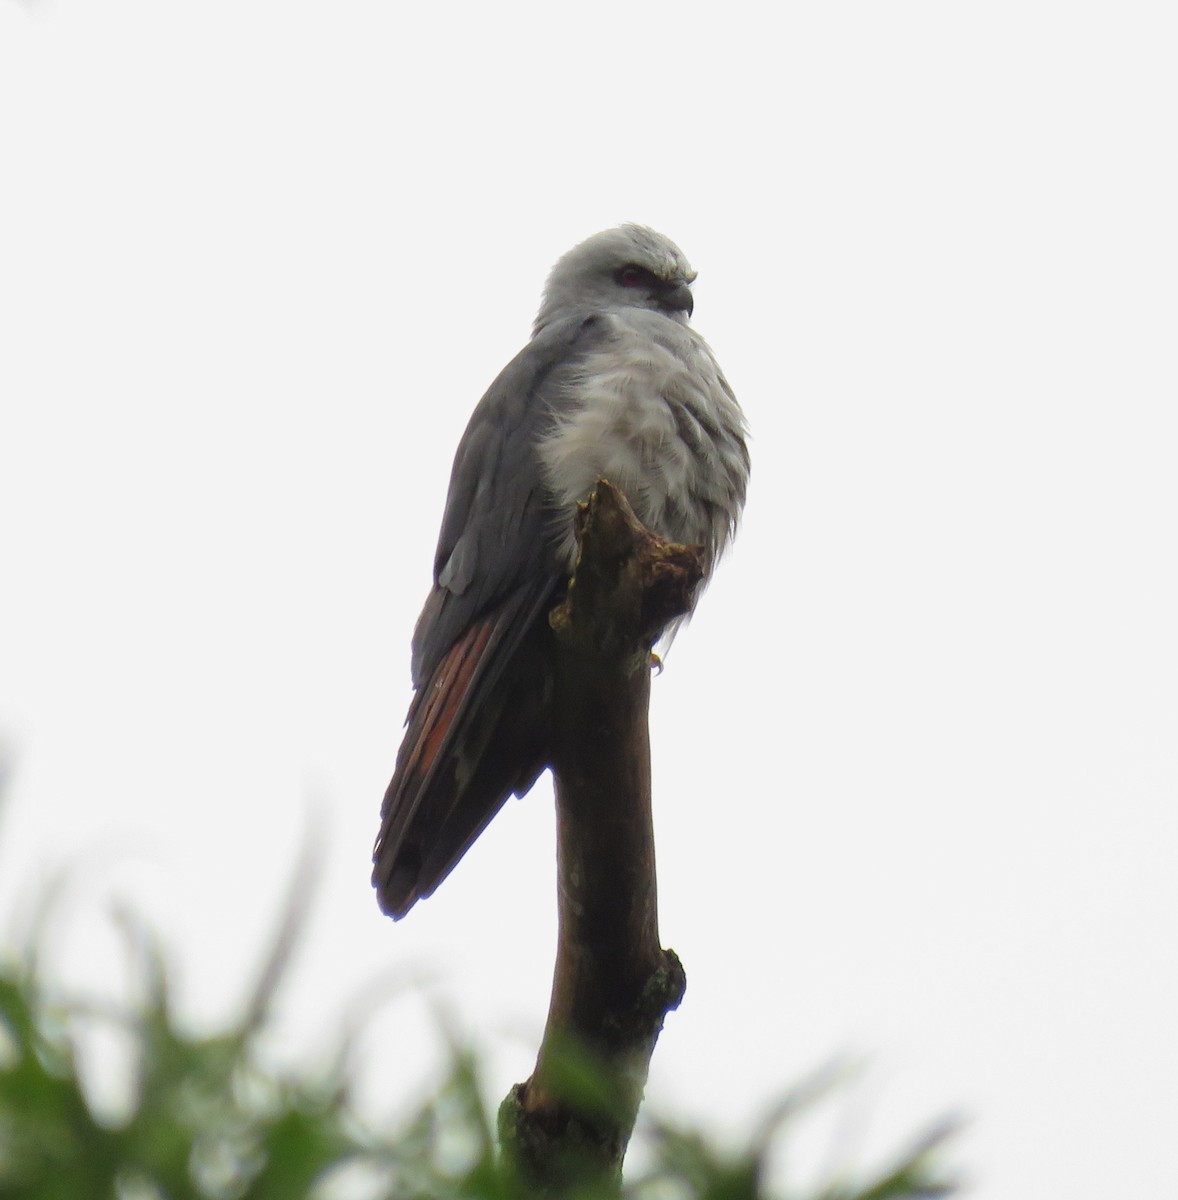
373 315 605 918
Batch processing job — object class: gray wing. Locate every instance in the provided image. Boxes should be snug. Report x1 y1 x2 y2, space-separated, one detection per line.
373 314 606 919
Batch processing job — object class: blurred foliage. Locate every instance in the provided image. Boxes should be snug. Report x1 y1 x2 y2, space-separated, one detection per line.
0 839 958 1199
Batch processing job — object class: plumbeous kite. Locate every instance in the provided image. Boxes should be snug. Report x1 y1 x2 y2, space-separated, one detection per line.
373 225 749 919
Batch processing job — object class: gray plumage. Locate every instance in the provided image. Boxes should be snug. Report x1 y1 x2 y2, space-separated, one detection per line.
374 224 749 919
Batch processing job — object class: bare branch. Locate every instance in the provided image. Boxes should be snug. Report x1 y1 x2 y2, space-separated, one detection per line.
500 480 703 1195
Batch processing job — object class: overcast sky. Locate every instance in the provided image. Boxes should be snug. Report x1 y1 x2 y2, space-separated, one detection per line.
1 2 1175 1197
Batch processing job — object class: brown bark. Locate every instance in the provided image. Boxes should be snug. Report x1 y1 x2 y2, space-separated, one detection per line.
498 480 703 1196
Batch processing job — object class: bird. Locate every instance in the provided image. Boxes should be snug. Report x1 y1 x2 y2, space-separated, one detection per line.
373 224 749 919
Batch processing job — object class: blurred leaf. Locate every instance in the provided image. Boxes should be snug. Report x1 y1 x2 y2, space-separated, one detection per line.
0 805 959 1200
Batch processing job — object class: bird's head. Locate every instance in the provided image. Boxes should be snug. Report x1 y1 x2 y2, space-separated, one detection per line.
534 224 698 334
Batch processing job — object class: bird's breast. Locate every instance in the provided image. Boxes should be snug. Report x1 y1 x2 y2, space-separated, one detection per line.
536 313 748 574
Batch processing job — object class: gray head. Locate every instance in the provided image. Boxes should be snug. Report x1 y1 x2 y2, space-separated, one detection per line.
534 224 698 334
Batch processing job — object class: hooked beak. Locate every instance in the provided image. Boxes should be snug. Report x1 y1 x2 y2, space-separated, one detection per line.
656 280 694 319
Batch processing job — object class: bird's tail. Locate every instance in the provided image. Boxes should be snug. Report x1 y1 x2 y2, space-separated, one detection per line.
372 585 555 918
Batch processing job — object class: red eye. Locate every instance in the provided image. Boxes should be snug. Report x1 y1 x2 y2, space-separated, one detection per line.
617 265 649 288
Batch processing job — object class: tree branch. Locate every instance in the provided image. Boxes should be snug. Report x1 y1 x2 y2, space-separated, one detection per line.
499 480 704 1195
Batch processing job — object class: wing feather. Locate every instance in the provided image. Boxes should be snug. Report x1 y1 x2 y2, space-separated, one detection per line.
374 314 605 918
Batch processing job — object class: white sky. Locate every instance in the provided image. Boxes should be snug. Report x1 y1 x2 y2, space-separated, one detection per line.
1 2 1176 1196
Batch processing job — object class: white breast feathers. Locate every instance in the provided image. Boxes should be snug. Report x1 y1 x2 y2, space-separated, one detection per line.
537 310 748 576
